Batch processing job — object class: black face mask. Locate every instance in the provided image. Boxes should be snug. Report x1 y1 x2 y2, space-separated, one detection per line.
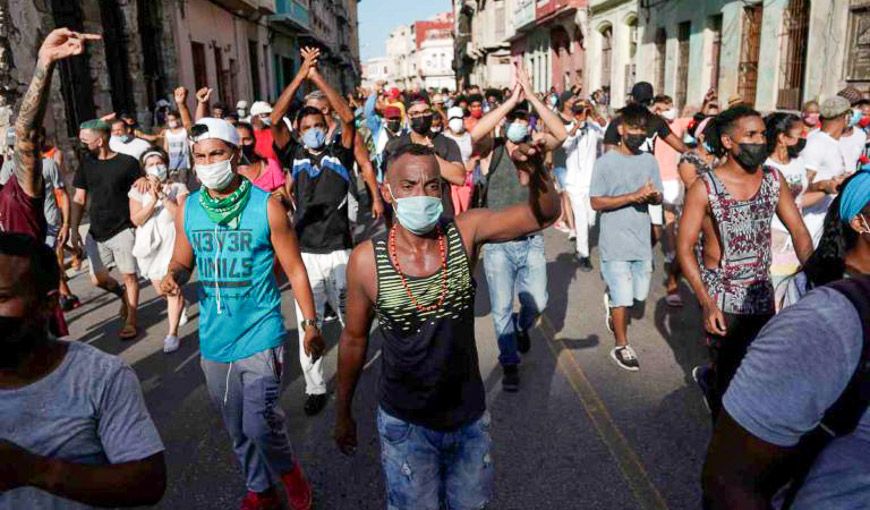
77 141 98 159
241 143 258 165
410 114 433 135
623 134 646 154
734 143 768 171
786 138 806 159
386 119 402 134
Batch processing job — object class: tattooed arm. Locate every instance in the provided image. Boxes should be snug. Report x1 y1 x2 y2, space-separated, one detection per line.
14 28 101 197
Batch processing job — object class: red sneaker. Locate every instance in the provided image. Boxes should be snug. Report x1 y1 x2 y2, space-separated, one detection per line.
280 463 313 510
240 488 281 510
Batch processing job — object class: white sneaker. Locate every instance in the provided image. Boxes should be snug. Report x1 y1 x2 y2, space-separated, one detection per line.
610 345 640 371
603 293 614 333
163 335 180 354
179 307 189 327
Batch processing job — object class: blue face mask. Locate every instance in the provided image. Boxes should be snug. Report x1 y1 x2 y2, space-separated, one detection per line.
702 141 714 154
506 122 529 143
849 109 864 128
683 133 696 145
302 127 326 150
388 185 443 235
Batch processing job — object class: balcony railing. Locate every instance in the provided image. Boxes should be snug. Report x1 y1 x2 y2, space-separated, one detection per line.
272 0 310 30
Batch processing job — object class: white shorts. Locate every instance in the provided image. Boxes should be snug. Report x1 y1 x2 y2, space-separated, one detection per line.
649 204 664 226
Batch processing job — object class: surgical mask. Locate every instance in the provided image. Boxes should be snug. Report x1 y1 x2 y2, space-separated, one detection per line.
786 138 806 159
111 134 132 145
241 143 257 164
549 96 558 106
237 109 247 118
410 114 433 135
734 143 768 170
388 184 443 235
683 133 696 145
430 124 443 135
661 108 677 121
146 164 168 181
702 141 714 154
196 158 235 191
302 128 326 150
386 119 402 133
623 134 646 154
168 120 180 129
850 109 864 127
260 117 272 127
506 122 529 143
449 118 465 133
803 112 820 127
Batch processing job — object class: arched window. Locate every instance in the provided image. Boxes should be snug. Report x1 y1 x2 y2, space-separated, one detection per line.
601 25 613 90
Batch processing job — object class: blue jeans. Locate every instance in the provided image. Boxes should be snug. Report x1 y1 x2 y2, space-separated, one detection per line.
600 259 653 307
377 408 493 510
483 235 548 366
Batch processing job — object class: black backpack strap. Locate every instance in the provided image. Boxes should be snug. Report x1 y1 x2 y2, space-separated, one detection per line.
782 275 870 508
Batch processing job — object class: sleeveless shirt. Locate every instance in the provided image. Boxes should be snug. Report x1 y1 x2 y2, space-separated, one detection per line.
183 186 285 362
700 167 780 315
373 221 484 431
165 128 190 171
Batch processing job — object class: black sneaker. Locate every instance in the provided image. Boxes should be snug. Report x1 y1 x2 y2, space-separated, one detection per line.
516 328 531 354
502 365 519 392
610 346 640 371
60 294 81 311
323 304 338 324
303 394 328 416
578 257 593 272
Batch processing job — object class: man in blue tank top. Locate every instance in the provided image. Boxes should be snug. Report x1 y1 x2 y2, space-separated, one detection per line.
159 118 324 510
333 100 561 509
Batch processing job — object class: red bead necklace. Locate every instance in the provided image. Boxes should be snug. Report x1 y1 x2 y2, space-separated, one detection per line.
388 225 448 313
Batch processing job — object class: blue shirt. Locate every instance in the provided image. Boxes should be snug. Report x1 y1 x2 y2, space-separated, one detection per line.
184 186 285 362
724 286 869 509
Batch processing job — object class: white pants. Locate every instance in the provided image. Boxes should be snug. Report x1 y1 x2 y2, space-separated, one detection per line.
565 186 596 258
294 249 350 395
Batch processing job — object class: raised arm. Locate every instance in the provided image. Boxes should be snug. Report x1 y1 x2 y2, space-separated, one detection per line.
174 87 193 131
334 242 377 456
309 67 355 149
470 83 523 143
271 46 320 150
194 88 212 121
15 29 100 197
516 65 567 150
456 141 560 247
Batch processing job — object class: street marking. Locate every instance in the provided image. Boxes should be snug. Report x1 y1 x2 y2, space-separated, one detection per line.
174 349 201 373
539 315 670 510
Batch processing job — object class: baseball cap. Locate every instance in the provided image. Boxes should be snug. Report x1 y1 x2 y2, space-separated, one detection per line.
249 101 273 117
837 86 863 106
383 106 402 119
820 96 851 119
189 117 240 147
79 119 111 133
630 82 654 105
388 87 401 100
447 106 465 120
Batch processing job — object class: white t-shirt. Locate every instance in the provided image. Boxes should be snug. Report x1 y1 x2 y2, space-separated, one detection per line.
563 122 604 190
839 127 867 174
443 130 473 163
109 137 152 161
765 156 807 233
801 130 847 245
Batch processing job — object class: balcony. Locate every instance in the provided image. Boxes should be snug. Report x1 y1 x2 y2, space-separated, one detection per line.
259 0 276 14
271 0 310 31
512 0 536 32
209 0 259 14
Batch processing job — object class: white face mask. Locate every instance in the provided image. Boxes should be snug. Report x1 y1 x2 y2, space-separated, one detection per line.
168 120 180 129
196 158 234 191
661 108 677 121
448 118 464 133
146 164 168 181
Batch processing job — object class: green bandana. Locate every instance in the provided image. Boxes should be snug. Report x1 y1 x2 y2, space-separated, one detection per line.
198 178 252 229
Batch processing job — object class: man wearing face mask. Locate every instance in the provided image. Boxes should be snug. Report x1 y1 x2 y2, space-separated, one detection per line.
802 96 853 246
160 117 323 510
250 100 279 161
334 142 560 509
70 119 144 340
109 118 152 161
381 94 467 219
836 87 869 174
589 104 664 371
466 64 567 390
269 47 358 417
442 105 476 214
465 93 484 132
677 105 813 419
0 232 168 509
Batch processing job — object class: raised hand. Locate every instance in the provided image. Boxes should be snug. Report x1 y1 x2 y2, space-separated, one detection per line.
174 87 188 105
515 62 533 93
38 28 101 65
195 87 213 104
300 46 320 74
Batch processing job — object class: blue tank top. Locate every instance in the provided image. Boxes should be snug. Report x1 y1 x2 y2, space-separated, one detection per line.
184 186 285 362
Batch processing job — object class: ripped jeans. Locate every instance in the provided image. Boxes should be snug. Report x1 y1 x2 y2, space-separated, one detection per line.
377 407 493 510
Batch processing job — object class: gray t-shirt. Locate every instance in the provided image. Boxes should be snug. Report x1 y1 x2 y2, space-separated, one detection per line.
0 341 164 510
589 150 662 261
0 158 63 226
724 286 868 509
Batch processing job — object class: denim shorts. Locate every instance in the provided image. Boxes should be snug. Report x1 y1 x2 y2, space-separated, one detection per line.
377 407 493 510
600 259 653 308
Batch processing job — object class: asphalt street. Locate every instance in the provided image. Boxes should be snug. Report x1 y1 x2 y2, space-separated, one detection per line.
62 228 712 510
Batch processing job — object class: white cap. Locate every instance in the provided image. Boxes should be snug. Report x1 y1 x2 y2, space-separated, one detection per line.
447 106 465 120
236 100 249 109
250 101 273 116
190 117 240 147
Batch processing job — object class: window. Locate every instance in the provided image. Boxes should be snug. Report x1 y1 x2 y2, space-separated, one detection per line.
249 41 261 101
847 5 870 80
777 0 809 110
495 0 506 40
709 15 723 92
214 45 225 103
738 5 763 107
601 25 612 90
625 17 638 97
676 21 690 110
191 41 208 91
654 28 666 94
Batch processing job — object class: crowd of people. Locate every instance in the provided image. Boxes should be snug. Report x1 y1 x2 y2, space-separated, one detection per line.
1 28 869 510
